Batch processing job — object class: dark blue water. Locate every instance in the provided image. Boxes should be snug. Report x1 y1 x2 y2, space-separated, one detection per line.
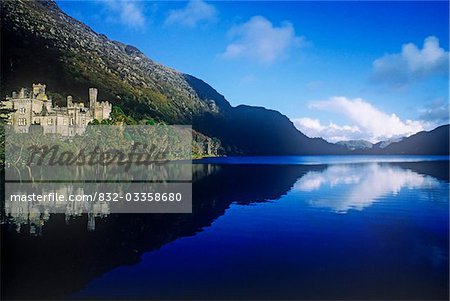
197 154 449 165
70 158 449 300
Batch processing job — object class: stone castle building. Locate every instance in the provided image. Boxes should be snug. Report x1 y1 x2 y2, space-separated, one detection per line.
3 84 112 136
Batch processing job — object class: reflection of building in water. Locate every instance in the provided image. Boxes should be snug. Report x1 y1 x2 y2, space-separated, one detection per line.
4 185 110 235
2 84 111 136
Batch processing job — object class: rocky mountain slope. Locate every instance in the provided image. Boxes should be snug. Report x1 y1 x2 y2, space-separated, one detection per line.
2 1 447 156
1 0 212 123
1 0 347 155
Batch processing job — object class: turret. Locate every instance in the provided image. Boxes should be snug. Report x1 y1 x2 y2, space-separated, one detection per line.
67 95 73 107
89 88 98 114
18 88 26 99
32 83 47 100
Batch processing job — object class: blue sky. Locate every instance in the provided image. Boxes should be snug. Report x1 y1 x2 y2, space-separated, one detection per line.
56 1 449 142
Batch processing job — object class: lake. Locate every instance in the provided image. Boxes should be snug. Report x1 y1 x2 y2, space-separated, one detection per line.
1 156 449 300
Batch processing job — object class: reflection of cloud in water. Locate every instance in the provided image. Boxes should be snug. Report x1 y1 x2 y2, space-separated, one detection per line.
294 164 440 213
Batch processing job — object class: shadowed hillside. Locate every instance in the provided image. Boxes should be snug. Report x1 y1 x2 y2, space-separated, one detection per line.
0 0 346 155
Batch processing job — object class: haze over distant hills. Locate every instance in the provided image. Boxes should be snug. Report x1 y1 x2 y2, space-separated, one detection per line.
336 140 374 151
334 125 449 155
336 137 407 151
373 125 449 155
1 0 448 156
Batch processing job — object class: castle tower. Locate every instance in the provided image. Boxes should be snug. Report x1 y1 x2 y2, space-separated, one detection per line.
89 88 98 114
67 95 73 107
18 88 26 98
32 83 47 100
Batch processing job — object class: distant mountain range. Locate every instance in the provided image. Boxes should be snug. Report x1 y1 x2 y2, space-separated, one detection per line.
374 125 449 155
336 125 449 155
336 140 374 150
1 0 448 156
336 137 405 151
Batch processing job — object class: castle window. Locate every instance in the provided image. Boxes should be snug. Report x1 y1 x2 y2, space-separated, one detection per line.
48 118 53 125
18 118 27 125
19 107 26 114
70 118 74 125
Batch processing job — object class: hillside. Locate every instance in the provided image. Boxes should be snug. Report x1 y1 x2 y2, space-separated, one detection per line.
380 125 449 155
2 1 448 156
336 140 373 150
337 125 449 155
0 0 346 155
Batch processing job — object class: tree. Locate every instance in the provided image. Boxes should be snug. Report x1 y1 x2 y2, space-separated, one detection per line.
0 100 15 166
0 100 15 125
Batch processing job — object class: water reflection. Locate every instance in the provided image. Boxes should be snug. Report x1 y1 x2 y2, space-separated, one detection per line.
294 163 440 213
3 164 209 236
2 162 446 234
0 160 448 300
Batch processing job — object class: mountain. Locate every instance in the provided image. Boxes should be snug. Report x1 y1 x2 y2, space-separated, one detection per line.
0 0 346 155
2 1 448 156
378 125 449 155
339 125 449 155
374 137 403 149
335 137 407 151
336 140 373 150
336 138 409 151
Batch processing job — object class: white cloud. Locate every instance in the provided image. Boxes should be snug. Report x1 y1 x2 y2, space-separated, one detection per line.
293 96 426 143
165 0 217 27
293 117 363 143
222 16 304 64
102 1 146 28
371 36 449 86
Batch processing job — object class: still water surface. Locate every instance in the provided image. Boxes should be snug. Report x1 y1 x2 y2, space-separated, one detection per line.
1 156 449 300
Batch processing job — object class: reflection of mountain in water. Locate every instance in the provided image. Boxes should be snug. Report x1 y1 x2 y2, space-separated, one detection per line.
1 164 319 300
294 163 442 213
1 161 448 300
